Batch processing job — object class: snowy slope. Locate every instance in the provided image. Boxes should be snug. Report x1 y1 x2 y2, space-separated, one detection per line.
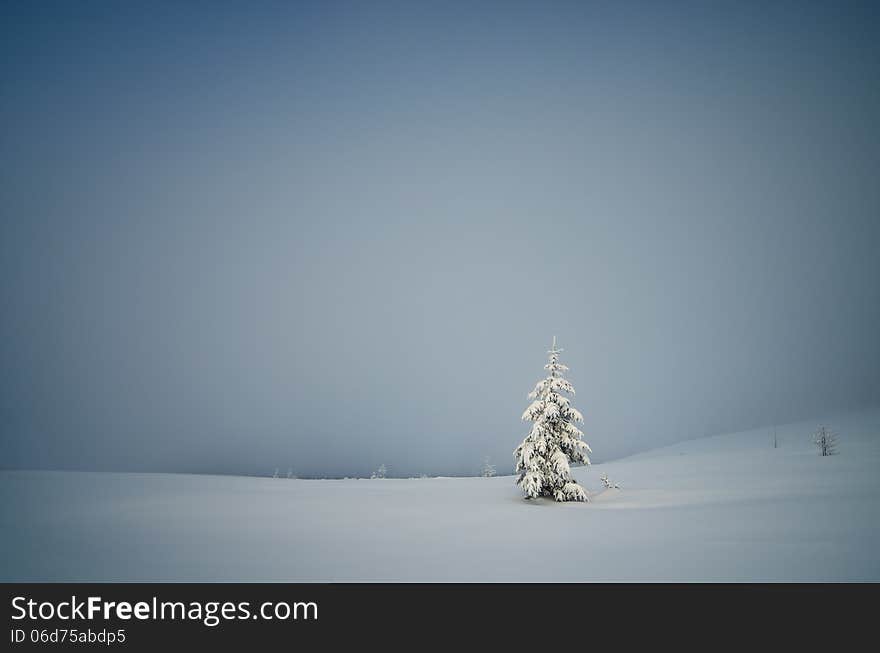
2 407 878 581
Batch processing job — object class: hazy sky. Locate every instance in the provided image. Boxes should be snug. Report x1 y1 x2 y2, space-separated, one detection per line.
2 1 879 477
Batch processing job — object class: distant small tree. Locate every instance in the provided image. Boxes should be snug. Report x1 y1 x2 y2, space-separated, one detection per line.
481 457 496 478
272 468 279 479
600 473 620 489
371 464 387 479
773 427 778 449
813 426 839 456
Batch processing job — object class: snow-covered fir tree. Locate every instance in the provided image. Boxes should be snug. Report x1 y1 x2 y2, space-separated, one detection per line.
813 425 838 457
481 457 496 478
600 473 620 489
371 464 387 479
514 337 591 501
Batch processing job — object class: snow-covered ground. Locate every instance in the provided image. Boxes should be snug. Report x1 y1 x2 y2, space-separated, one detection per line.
2 407 879 581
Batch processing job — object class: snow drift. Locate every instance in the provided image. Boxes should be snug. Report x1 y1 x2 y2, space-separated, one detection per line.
1 407 878 581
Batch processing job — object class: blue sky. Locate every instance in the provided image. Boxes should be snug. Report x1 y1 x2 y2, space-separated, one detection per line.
2 1 879 476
